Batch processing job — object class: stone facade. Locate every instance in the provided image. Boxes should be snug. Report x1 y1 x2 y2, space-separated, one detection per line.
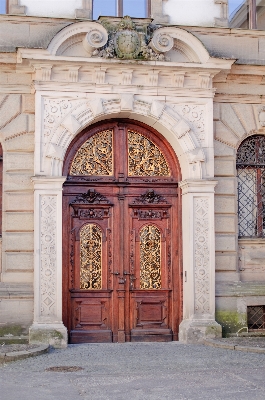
0 2 265 346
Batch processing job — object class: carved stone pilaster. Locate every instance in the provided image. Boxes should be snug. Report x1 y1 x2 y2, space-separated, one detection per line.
178 180 222 343
29 177 67 348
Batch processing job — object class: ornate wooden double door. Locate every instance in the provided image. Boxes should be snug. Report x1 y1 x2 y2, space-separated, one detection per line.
62 121 181 343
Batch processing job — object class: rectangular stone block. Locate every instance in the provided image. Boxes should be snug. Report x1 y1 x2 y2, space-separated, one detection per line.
0 299 33 329
7 73 32 85
5 193 33 211
5 252 33 272
215 196 236 214
214 140 235 157
214 159 235 177
5 212 33 231
22 94 35 114
216 235 237 252
4 133 34 152
215 177 236 195
215 215 236 233
5 152 34 171
5 173 33 191
215 253 237 271
0 95 21 129
4 232 34 252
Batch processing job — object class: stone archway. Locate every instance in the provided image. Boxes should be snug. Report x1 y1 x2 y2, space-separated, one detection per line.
29 96 221 346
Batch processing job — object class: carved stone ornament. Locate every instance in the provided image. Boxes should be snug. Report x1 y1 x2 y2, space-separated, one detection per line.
70 189 110 205
90 16 173 61
133 189 167 204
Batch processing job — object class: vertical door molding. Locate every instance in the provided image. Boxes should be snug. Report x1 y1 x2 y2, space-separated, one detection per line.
29 176 67 348
178 179 222 343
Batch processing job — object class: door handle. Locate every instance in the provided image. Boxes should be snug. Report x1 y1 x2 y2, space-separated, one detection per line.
111 271 120 275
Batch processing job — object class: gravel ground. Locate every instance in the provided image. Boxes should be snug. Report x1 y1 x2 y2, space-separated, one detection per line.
1 342 265 400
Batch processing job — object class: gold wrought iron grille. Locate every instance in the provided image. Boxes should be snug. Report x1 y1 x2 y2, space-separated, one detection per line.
80 224 102 289
140 225 161 289
128 130 170 177
70 130 113 175
247 306 265 331
237 135 265 238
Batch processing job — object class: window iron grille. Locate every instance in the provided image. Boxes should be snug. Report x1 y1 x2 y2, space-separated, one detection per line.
237 135 265 238
247 306 265 331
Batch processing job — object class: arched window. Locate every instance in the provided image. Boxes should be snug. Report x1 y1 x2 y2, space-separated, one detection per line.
237 135 265 238
0 0 7 14
93 0 150 19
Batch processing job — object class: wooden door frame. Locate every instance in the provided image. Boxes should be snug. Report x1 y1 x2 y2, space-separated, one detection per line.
62 119 183 342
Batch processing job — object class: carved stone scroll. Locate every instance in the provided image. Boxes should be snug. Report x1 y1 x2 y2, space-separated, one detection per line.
83 25 108 56
150 30 174 53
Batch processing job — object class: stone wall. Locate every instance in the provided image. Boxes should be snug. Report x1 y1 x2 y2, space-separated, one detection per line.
0 78 34 333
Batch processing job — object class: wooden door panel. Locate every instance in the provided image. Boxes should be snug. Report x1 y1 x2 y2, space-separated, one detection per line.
62 120 181 344
70 291 112 343
130 291 172 342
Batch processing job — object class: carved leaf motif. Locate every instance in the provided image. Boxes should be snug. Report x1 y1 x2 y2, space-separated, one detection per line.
71 189 110 205
70 130 113 175
128 130 170 177
133 190 167 204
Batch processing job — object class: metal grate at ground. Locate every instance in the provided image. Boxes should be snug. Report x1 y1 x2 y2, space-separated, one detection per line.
247 306 265 331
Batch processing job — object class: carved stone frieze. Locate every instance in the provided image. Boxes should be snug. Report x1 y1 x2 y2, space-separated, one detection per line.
40 195 57 317
133 189 167 204
194 197 210 314
174 104 205 142
91 16 172 61
71 189 110 205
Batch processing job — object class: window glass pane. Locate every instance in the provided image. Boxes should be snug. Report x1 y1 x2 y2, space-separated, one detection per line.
237 169 257 237
0 0 6 14
229 0 249 28
93 0 116 19
123 0 146 18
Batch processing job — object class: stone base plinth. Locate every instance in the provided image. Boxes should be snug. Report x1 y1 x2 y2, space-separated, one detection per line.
29 323 68 348
179 319 222 343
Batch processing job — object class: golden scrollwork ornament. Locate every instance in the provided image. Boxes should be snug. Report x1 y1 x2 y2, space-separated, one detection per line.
140 225 161 289
128 130 170 176
80 224 102 290
70 130 113 176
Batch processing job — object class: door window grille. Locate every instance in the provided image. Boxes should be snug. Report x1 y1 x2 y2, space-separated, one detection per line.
237 135 265 238
247 306 265 330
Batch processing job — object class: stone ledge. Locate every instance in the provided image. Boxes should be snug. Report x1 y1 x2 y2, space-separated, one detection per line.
204 339 265 353
0 344 49 364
